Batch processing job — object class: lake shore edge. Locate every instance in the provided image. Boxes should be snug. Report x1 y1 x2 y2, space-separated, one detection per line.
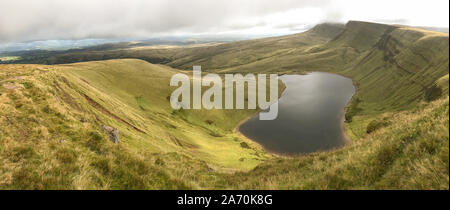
234 72 357 158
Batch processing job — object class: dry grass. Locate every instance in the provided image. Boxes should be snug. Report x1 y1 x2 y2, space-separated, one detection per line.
0 21 448 189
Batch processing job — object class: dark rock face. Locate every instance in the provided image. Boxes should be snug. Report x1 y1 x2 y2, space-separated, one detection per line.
102 125 119 144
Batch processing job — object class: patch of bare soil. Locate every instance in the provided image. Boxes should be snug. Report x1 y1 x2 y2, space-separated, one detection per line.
82 93 146 134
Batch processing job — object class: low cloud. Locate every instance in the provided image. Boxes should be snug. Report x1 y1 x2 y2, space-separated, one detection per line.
0 0 448 43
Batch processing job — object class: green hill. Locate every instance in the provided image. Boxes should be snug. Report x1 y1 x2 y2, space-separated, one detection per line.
0 21 448 189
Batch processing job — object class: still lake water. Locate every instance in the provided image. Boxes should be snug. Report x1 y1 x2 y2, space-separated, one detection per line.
239 72 355 155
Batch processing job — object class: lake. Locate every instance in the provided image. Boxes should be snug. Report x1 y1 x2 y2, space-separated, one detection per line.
238 72 356 155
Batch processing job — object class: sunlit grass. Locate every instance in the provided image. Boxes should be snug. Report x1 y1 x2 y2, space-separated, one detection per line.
0 56 21 62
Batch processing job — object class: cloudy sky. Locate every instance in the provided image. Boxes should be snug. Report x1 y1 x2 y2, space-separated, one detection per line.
0 0 448 43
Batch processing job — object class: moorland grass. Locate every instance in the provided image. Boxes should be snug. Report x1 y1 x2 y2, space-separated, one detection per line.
0 21 448 189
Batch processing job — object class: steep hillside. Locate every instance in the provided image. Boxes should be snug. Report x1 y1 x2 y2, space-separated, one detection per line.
158 21 449 139
57 59 279 170
0 21 448 189
6 23 345 69
0 60 447 189
164 23 345 70
0 60 283 189
224 97 449 189
1 59 447 190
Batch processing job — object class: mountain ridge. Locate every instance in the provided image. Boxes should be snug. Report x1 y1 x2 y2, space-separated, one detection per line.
0 21 448 189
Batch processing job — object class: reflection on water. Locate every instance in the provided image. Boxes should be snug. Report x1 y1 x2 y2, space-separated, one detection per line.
239 72 355 155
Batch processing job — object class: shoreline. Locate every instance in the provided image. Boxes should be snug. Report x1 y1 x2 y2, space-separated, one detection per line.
234 72 356 158
234 110 289 158
233 78 288 158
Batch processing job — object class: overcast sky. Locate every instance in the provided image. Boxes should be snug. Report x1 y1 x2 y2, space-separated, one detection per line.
0 0 448 43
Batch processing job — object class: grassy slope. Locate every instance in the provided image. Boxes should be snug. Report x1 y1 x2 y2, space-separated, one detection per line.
58 60 276 170
0 21 448 189
158 21 449 141
1 61 446 189
0 63 188 189
231 97 449 189
0 60 279 189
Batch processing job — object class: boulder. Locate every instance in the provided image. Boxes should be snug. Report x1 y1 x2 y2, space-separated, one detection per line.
101 125 119 144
